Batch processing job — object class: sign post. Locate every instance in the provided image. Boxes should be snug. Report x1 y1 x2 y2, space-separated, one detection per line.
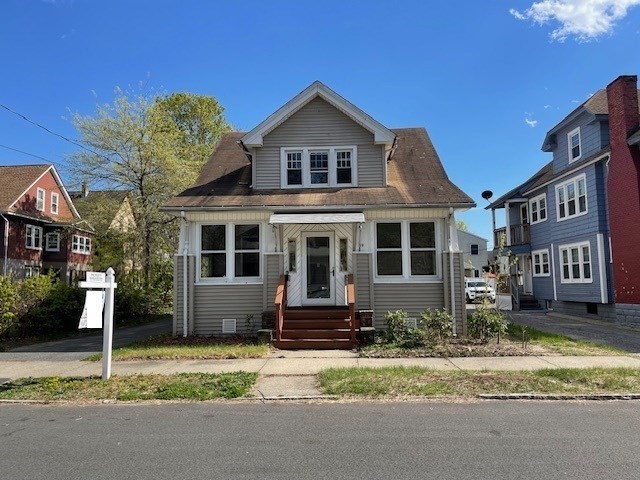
79 267 117 380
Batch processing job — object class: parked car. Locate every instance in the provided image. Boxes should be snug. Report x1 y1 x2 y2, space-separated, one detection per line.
465 278 496 303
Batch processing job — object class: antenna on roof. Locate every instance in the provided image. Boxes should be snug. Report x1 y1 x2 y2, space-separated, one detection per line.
481 190 493 201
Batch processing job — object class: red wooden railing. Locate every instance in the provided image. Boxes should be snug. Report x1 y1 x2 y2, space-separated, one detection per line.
274 274 287 342
346 273 356 343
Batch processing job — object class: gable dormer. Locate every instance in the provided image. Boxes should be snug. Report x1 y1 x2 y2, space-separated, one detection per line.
241 82 396 190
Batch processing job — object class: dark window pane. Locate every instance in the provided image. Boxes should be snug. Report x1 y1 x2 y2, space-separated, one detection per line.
288 169 302 185
337 168 352 184
235 252 260 277
235 224 259 250
377 223 401 248
563 265 570 279
572 264 581 279
411 251 435 275
583 262 591 279
377 251 403 275
201 253 226 277
310 172 328 184
559 204 565 218
568 199 576 216
410 222 435 248
471 244 479 255
579 195 586 212
202 225 225 250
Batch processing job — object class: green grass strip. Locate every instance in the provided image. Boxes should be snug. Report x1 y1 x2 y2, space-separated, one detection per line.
0 372 258 401
319 366 640 397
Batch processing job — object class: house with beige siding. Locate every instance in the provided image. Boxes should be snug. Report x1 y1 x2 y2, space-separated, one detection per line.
163 81 474 348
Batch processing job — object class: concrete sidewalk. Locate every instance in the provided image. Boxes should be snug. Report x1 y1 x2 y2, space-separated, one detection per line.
3 351 640 397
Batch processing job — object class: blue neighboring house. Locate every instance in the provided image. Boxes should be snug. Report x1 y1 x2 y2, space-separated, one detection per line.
487 75 640 324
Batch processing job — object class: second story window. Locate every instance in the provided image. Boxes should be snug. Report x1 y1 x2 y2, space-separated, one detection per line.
568 127 581 162
36 188 45 211
281 146 357 188
51 192 59 215
470 244 479 255
556 174 587 221
530 194 547 224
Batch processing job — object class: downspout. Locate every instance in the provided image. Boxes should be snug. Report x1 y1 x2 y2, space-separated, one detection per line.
0 213 8 276
181 211 189 337
448 208 457 337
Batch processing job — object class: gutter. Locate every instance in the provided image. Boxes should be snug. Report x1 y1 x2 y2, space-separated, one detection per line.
448 208 457 337
160 202 476 213
181 211 189 337
0 213 8 276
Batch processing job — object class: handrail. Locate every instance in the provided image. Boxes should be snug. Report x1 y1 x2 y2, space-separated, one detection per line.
494 224 531 247
274 274 287 342
346 273 356 343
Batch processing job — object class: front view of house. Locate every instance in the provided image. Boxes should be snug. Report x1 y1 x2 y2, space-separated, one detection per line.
164 82 474 348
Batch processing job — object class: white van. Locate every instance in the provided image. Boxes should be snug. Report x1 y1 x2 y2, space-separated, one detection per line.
464 277 496 303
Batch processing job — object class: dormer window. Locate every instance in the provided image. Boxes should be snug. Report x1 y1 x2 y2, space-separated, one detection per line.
568 127 581 162
281 146 357 188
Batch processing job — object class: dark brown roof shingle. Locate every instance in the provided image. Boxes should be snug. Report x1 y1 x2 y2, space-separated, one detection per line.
0 164 50 211
163 129 474 210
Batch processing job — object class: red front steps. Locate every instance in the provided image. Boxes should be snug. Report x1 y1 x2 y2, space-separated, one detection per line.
274 308 356 350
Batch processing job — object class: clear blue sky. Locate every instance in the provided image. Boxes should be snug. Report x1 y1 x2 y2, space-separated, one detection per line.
2 0 639 245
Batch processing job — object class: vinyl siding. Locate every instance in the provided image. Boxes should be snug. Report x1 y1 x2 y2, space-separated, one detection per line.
354 252 372 310
173 255 195 336
552 115 605 174
373 283 444 330
264 253 284 311
193 283 264 335
255 97 385 189
443 252 466 336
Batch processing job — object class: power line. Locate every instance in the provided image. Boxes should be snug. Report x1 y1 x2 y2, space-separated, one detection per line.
0 102 105 159
0 143 66 169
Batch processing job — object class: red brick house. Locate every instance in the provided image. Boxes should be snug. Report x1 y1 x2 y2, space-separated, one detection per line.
0 164 93 281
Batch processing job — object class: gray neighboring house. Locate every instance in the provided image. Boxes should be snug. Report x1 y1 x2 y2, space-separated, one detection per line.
163 81 474 348
457 229 488 278
487 75 640 323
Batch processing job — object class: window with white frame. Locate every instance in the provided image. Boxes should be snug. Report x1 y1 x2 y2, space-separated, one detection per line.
45 232 60 252
24 266 40 278
72 235 91 254
36 188 45 211
51 192 59 215
556 174 587 221
532 249 550 276
470 244 479 255
26 225 43 249
200 223 261 280
281 146 356 188
375 221 438 278
559 242 592 283
530 194 547 224
568 127 581 162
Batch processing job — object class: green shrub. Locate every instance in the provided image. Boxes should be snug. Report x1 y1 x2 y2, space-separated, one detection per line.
420 308 453 341
20 282 85 336
0 276 19 336
383 310 428 348
468 304 508 342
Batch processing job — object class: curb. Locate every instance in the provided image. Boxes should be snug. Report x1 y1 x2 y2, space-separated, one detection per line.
246 394 339 401
479 393 640 400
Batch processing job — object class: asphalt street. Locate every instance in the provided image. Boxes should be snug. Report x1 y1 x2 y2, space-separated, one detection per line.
1 401 639 480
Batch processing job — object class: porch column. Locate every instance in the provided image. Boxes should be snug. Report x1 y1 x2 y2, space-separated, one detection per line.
504 201 511 247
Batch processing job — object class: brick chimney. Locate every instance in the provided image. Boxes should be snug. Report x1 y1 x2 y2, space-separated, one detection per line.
606 75 640 305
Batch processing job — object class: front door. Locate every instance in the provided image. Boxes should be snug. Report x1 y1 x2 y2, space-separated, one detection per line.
523 254 533 295
302 233 335 305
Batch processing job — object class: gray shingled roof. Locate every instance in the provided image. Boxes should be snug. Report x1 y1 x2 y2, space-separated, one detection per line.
163 128 474 210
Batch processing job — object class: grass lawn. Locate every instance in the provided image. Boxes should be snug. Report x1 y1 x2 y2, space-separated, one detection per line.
85 334 270 361
0 372 258 401
319 366 640 397
505 323 625 355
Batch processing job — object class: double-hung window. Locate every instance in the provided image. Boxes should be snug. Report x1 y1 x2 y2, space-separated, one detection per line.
532 249 550 276
556 174 587 221
530 194 547 224
281 146 357 188
200 223 261 280
559 242 592 283
26 225 43 249
470 244 479 255
72 235 91 254
51 193 59 215
376 221 438 279
36 188 45 211
45 232 60 252
568 127 581 162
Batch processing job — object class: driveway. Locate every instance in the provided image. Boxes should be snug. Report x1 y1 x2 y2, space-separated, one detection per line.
0 317 172 361
507 310 640 354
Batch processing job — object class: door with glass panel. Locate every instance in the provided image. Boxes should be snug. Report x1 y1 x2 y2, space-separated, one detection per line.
302 233 335 305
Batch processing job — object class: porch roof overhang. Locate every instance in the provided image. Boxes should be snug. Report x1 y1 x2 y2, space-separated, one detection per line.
268 213 365 225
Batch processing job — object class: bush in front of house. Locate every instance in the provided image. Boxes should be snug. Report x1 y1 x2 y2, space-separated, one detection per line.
19 282 85 336
468 303 508 342
420 308 453 342
383 309 428 348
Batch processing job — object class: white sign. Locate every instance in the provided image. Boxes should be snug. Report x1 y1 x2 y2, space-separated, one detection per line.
86 271 106 283
78 291 105 329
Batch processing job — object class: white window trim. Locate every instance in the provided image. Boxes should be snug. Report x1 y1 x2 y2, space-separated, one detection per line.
72 235 91 255
25 224 43 250
374 220 441 283
532 248 550 277
556 173 588 222
51 192 59 215
559 241 593 284
568 127 582 163
280 146 358 188
45 232 60 252
529 193 547 225
197 222 264 284
36 188 46 211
